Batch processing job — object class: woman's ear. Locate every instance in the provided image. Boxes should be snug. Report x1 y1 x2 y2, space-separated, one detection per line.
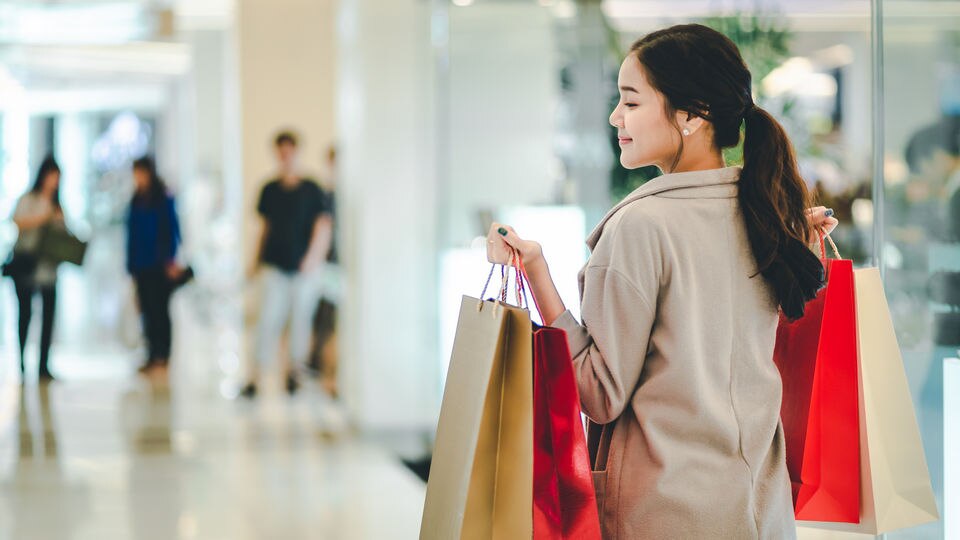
676 111 706 136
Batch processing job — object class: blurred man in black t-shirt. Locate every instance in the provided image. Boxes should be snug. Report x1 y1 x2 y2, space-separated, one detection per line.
242 131 332 398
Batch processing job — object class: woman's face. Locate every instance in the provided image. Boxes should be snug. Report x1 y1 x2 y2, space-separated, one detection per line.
609 55 683 171
42 171 60 194
133 167 149 193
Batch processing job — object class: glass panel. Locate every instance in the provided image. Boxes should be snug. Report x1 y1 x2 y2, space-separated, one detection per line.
882 1 960 538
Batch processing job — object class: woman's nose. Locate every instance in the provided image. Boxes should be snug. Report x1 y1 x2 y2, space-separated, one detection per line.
609 106 623 129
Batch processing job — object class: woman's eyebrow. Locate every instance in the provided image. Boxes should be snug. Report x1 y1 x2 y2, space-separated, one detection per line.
619 85 639 93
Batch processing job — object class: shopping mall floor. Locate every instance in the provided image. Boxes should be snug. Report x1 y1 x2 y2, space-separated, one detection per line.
0 298 425 539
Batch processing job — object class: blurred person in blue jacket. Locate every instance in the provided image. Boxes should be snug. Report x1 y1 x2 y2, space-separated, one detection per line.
126 156 185 377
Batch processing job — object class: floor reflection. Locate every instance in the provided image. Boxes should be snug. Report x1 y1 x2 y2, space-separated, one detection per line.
7 383 91 540
0 239 424 539
19 383 58 459
0 371 425 540
121 382 181 540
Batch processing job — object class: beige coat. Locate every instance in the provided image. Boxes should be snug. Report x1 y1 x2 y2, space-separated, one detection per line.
554 166 796 539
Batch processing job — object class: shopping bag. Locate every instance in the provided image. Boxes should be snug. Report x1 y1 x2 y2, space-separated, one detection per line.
420 263 533 540
37 224 86 266
774 235 860 523
802 268 939 534
521 251 599 540
532 325 602 539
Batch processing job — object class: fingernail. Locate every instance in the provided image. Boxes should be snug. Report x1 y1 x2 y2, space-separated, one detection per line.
498 227 507 236
824 209 834 218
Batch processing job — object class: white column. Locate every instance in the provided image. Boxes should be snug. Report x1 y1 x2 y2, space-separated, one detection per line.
54 112 95 348
337 0 440 430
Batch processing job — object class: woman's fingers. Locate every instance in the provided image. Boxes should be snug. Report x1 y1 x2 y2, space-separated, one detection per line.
487 223 515 264
806 206 834 220
820 217 839 235
806 208 835 228
498 225 523 249
805 207 839 243
488 223 530 265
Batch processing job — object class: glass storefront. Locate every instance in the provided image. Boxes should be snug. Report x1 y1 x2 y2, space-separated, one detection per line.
881 1 960 538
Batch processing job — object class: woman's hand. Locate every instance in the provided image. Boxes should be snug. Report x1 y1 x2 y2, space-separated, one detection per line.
486 223 543 268
486 222 566 324
805 206 839 242
14 204 54 230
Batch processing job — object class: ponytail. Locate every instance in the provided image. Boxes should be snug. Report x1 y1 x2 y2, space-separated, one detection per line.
740 106 824 320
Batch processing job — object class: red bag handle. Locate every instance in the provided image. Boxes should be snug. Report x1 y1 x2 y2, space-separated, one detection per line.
515 253 545 323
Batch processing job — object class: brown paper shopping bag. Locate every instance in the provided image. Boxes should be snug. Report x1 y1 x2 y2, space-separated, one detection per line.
801 267 938 535
420 285 533 539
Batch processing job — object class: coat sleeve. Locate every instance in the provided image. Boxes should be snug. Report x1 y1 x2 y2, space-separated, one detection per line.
552 210 662 424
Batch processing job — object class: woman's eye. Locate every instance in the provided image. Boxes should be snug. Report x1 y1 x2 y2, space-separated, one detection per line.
624 103 638 108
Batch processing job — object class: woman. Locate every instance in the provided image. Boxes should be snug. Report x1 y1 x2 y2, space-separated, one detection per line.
11 156 65 382
487 25 839 538
126 156 183 376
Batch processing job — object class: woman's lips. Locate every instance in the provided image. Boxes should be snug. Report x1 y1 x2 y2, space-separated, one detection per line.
618 137 632 146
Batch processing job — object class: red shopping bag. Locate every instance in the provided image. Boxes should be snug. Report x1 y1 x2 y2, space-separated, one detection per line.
510 255 600 540
532 326 602 540
773 236 860 523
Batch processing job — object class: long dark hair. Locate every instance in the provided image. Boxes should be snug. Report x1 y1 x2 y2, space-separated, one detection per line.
630 24 823 320
132 155 169 206
31 155 62 209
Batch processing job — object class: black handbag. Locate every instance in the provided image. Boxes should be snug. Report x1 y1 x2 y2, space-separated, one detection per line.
2 250 38 278
2 222 48 278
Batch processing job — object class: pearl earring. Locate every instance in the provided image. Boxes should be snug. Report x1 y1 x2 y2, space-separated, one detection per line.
682 128 690 136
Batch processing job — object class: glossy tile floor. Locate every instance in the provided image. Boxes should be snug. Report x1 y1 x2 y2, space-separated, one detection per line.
0 362 426 540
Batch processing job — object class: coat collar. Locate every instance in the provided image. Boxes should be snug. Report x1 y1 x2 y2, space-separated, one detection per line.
586 166 742 249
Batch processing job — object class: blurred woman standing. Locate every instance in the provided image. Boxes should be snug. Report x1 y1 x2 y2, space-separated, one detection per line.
126 156 184 377
10 156 65 382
